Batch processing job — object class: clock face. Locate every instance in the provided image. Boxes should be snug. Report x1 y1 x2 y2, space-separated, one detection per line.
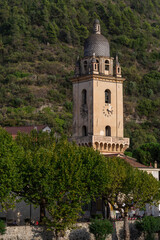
103 103 113 117
80 104 88 118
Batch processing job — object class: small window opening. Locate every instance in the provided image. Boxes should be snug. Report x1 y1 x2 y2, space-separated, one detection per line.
118 67 120 73
96 59 99 71
105 60 109 71
105 126 111 136
84 61 87 73
82 89 87 105
82 126 87 136
105 89 111 103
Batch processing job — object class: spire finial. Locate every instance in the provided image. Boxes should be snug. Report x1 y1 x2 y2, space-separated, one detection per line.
92 53 96 63
116 55 118 63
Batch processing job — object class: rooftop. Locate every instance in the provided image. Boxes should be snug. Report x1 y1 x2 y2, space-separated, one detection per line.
104 153 153 169
5 125 48 136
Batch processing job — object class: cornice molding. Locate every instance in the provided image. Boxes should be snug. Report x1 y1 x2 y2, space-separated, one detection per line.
71 74 125 83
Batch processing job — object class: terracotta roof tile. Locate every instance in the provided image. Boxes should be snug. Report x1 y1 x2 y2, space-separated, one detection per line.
5 125 47 136
120 155 150 168
104 153 150 168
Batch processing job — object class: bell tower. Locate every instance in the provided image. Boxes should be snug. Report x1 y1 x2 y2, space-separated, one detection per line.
71 20 129 154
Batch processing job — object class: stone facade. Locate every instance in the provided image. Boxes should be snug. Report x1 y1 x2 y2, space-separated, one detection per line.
71 19 129 154
0 201 40 225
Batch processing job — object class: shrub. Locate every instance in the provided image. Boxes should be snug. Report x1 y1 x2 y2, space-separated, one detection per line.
69 228 90 240
14 71 30 78
64 101 72 112
136 216 160 240
137 98 158 117
59 29 71 44
0 220 6 235
124 151 133 157
89 219 113 240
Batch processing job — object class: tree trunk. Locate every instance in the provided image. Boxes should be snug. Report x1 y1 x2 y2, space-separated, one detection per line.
55 230 60 240
155 233 159 240
40 199 46 223
124 211 130 240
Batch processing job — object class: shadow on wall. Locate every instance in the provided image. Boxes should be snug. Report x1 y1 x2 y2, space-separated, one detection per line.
118 222 142 240
130 222 143 240
31 226 54 240
69 228 91 240
112 222 118 240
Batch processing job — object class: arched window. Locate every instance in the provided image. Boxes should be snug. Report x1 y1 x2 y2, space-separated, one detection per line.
105 89 111 103
116 144 119 151
82 126 87 136
112 144 115 151
84 61 87 73
108 144 111 151
95 142 99 150
120 144 123 152
82 89 87 105
105 126 111 136
105 60 109 71
100 142 103 150
118 67 120 73
96 59 99 71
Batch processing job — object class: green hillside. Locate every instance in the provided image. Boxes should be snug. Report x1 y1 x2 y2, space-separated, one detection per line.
0 0 160 153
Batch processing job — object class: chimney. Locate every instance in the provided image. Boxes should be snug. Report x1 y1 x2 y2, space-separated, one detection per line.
154 161 157 169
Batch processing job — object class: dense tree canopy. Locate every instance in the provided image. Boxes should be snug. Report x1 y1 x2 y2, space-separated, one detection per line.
133 142 160 166
103 157 160 240
0 128 23 209
0 128 160 239
15 131 107 237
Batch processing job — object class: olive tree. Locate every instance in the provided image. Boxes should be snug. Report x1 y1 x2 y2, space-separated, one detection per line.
103 157 160 240
15 133 107 239
0 127 22 209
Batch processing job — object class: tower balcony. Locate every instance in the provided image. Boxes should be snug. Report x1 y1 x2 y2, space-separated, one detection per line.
70 135 130 154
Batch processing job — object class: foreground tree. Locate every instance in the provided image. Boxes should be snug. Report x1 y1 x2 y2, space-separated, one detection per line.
15 130 57 221
47 142 107 238
15 129 56 151
0 128 22 208
15 133 107 239
0 220 6 235
103 157 160 240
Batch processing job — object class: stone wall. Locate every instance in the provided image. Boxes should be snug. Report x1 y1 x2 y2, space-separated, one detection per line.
0 221 146 240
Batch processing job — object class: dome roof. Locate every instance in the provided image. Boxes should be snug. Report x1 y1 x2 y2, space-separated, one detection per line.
84 34 110 57
94 19 100 24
